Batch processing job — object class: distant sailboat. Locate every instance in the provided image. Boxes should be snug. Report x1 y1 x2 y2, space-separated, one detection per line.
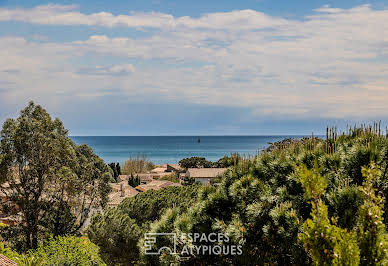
197 137 201 143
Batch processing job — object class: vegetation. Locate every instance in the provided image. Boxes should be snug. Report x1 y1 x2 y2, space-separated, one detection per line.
182 175 195 186
108 163 121 182
32 236 105 266
135 124 388 265
0 102 112 251
214 153 242 168
122 155 155 175
87 185 201 265
179 154 241 169
1 236 105 265
178 156 214 168
298 163 360 265
128 174 140 187
3 102 388 265
157 173 180 183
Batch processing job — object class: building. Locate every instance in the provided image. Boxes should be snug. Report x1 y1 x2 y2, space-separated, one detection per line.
0 254 17 266
135 180 181 193
166 164 184 173
185 168 227 185
150 167 167 174
108 182 139 208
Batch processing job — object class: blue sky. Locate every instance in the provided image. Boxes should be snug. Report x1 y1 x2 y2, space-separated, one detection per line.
2 0 387 17
0 1 387 135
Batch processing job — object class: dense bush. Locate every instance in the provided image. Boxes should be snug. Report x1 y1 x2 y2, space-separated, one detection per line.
32 236 106 265
87 185 201 265
157 173 180 183
109 163 121 182
214 153 242 168
127 174 140 187
1 236 105 266
136 126 388 265
178 157 214 168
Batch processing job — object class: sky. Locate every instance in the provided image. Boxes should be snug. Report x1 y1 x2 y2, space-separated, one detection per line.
0 1 387 135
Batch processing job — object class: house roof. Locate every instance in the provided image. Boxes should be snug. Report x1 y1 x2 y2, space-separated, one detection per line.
167 164 184 171
150 167 167 173
118 175 130 181
137 174 154 181
135 180 181 192
108 184 138 207
187 168 227 178
0 254 17 266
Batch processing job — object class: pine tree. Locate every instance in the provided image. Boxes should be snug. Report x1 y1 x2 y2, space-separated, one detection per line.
298 163 360 265
356 163 388 265
116 163 121 176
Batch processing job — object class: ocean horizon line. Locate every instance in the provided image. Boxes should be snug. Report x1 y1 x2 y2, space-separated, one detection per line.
69 135 324 164
70 134 324 137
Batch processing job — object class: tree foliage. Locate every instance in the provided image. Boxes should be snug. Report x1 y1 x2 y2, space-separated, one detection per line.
4 104 388 266
108 163 121 182
121 155 154 175
87 185 201 265
134 127 388 265
178 157 214 169
0 102 112 250
356 164 388 265
128 174 140 187
1 236 105 266
298 164 360 265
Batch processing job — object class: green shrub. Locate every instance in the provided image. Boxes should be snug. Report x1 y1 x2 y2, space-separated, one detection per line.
86 125 388 265
87 185 201 265
32 236 105 266
178 157 213 168
158 173 180 183
122 154 155 175
298 164 360 265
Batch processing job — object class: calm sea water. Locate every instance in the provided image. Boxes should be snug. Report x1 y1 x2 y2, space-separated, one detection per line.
70 136 303 165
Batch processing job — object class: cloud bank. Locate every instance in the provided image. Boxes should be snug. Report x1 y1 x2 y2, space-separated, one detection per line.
0 4 388 131
0 4 286 29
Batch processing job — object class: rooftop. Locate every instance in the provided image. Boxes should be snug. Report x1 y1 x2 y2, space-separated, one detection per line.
135 180 181 192
167 164 184 172
0 254 17 266
186 168 227 178
150 167 167 173
108 182 139 207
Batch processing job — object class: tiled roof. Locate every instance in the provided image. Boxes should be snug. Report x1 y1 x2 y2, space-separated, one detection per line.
167 164 184 171
118 175 130 181
108 184 139 207
135 180 181 192
0 254 17 266
150 167 167 173
187 168 227 178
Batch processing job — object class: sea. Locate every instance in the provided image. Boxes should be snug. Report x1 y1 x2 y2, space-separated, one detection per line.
70 136 305 165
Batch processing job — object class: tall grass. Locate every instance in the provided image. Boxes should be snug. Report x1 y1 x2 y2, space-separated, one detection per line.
121 154 155 175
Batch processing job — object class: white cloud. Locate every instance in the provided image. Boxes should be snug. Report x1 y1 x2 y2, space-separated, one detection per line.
77 64 135 76
0 4 388 120
0 4 286 30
